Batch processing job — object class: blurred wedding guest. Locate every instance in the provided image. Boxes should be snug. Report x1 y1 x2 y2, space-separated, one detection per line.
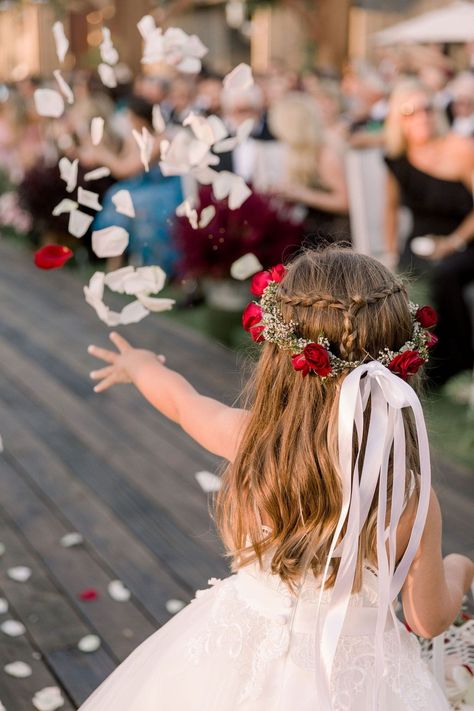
447 72 474 138
134 74 170 106
195 72 223 116
217 85 275 179
342 65 388 149
162 76 197 130
269 91 350 242
384 78 474 386
308 79 347 148
80 95 182 273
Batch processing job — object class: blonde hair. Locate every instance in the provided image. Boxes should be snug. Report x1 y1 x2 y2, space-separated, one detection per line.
268 91 324 186
384 77 448 158
215 246 421 591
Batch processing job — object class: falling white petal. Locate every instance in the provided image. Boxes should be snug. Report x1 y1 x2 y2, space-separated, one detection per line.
176 56 201 74
223 63 254 92
77 187 102 212
0 598 8 614
68 209 93 238
141 25 207 74
137 15 156 40
7 566 31 583
108 580 131 602
165 599 186 614
52 21 69 64
136 294 175 312
60 532 83 548
34 89 64 118
52 199 78 217
116 300 150 325
84 167 111 181
110 265 167 296
103 266 133 293
100 28 119 66
213 117 254 153
92 226 129 258
98 63 117 89
198 205 216 229
176 197 196 217
53 70 74 105
1 620 26 637
4 661 32 678
32 686 64 711
183 113 227 146
0 701 5 711
132 127 154 172
152 104 166 134
91 116 104 146
111 189 135 218
229 176 252 209
58 157 78 193
212 171 233 201
78 634 101 653
195 470 221 492
230 253 263 280
193 167 218 185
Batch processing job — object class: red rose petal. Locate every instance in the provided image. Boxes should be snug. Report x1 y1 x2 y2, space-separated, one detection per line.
79 588 98 601
416 305 438 328
388 350 425 380
34 244 74 270
291 353 310 376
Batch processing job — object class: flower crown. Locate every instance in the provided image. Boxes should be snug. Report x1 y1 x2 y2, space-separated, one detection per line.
242 264 438 380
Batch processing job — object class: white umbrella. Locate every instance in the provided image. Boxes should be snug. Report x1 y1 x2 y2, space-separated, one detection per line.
375 1 474 45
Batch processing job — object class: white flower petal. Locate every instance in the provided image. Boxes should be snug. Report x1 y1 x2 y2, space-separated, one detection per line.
52 199 78 216
132 127 154 172
68 209 93 238
175 197 196 217
111 189 135 218
34 89 64 118
98 63 117 89
0 598 8 614
136 294 175 312
60 532 83 548
77 187 102 212
212 136 238 153
229 176 251 210
91 116 104 146
108 580 131 602
7 566 31 583
92 226 129 258
4 661 32 678
137 15 156 40
192 167 218 185
230 253 263 280
100 29 119 66
199 205 216 229
183 113 228 146
78 634 101 653
152 104 165 134
58 157 78 193
1 620 26 637
195 470 221 492
32 686 64 711
116 300 149 325
53 70 74 105
103 266 134 293
223 63 254 92
212 171 233 201
84 167 111 181
120 265 167 295
165 599 186 614
52 21 69 64
237 117 255 142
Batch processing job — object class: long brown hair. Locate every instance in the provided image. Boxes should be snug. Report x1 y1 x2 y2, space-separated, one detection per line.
215 246 421 590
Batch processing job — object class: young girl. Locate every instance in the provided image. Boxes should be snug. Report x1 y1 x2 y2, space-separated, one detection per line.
81 246 472 711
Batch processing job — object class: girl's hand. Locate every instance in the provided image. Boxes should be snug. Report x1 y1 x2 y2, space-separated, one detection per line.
427 234 466 261
88 332 165 393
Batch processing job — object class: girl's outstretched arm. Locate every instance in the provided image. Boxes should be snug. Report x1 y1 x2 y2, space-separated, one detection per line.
88 332 248 462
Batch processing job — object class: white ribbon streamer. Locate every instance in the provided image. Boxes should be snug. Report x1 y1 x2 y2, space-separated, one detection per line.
275 362 432 710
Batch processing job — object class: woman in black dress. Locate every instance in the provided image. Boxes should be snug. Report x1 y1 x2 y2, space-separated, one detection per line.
384 78 474 387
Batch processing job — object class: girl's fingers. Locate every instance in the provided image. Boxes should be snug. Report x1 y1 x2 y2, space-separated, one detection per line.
93 374 117 393
89 365 114 381
87 344 117 364
109 331 132 353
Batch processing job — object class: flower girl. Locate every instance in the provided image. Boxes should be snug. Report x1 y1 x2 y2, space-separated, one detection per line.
82 246 473 710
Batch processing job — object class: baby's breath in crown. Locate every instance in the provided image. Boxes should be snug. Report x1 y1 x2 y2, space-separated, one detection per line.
242 264 438 380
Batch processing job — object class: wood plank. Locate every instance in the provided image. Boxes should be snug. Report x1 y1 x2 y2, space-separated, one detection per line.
0 511 116 706
0 393 201 622
0 455 157 661
0 604 75 711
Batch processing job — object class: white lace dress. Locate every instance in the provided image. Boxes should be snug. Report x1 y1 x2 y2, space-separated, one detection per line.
78 529 449 711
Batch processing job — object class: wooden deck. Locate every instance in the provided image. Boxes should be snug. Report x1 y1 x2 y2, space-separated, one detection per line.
0 238 472 710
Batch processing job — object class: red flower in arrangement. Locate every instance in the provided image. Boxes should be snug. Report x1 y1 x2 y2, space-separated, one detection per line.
79 588 98 601
34 244 73 270
416 305 437 328
291 343 332 377
250 263 286 297
242 302 265 342
425 331 438 349
388 350 425 380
